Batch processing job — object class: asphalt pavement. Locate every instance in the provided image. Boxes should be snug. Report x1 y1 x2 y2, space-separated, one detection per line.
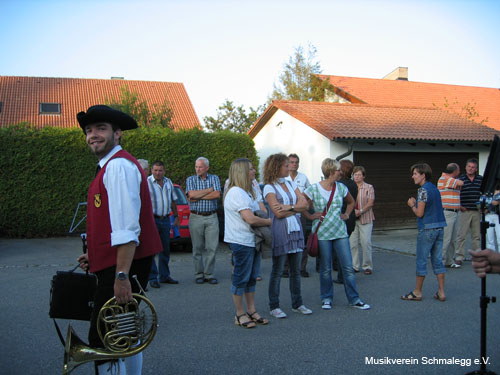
1 229 499 375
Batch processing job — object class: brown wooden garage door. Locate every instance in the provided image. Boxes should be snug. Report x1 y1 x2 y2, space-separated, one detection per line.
353 151 479 229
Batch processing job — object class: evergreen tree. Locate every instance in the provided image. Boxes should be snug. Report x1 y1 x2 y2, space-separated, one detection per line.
271 44 333 102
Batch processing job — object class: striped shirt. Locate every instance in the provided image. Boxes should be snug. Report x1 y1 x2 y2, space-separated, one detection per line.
437 173 461 210
147 175 178 217
458 174 483 209
186 173 221 212
356 182 375 224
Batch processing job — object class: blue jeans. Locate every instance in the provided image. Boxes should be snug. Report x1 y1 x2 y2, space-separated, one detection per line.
318 238 361 305
230 243 259 296
416 228 446 276
149 217 172 282
268 252 303 310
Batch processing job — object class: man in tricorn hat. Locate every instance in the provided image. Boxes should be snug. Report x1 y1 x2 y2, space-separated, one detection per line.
77 105 161 375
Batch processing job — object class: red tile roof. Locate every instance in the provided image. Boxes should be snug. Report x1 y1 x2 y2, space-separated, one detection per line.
0 76 201 130
248 100 499 142
319 74 500 130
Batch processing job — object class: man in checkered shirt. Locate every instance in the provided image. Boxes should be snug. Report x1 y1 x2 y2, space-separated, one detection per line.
186 157 221 285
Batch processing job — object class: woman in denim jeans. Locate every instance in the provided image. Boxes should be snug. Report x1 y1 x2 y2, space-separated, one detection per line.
304 158 370 311
402 163 447 302
263 153 312 318
224 159 272 328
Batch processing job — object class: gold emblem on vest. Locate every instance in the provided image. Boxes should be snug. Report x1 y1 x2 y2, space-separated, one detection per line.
94 194 101 208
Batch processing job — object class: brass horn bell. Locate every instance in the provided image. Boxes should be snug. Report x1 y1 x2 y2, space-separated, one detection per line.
63 293 158 374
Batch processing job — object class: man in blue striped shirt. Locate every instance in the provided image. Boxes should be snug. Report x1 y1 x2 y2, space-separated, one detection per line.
456 158 483 265
147 160 180 288
186 157 221 284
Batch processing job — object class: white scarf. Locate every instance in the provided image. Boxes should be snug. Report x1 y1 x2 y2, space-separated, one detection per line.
273 179 301 234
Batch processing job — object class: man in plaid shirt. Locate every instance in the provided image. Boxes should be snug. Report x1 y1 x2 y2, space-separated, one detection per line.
186 157 221 284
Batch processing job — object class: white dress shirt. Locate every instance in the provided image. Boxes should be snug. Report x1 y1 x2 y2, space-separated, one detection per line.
98 145 142 247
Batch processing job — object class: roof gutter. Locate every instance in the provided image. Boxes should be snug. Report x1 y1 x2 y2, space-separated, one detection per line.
335 141 354 161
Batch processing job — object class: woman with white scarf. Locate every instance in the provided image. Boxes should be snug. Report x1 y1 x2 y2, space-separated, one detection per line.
263 153 312 319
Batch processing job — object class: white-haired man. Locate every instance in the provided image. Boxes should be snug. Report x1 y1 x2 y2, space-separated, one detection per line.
186 157 221 284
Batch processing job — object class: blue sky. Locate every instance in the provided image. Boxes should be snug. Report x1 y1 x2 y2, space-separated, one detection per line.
1 0 499 124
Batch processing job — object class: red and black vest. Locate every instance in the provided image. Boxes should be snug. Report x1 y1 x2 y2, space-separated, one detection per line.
86 150 161 273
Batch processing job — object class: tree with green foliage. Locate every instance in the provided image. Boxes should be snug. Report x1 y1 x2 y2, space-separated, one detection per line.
271 44 334 102
105 85 174 128
203 99 265 133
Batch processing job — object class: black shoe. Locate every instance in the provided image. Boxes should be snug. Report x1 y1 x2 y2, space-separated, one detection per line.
195 278 205 284
161 277 179 284
282 271 289 278
301 271 310 278
206 278 218 285
149 280 160 288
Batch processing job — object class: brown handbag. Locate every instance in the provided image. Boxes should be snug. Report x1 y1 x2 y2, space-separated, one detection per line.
306 183 336 257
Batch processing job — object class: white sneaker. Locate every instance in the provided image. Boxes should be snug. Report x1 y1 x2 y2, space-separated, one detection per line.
321 301 332 310
351 301 371 310
270 308 287 319
292 305 313 315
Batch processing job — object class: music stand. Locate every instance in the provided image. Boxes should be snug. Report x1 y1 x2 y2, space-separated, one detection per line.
466 134 500 375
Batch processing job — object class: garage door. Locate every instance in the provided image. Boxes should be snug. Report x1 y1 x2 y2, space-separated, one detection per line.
353 151 479 229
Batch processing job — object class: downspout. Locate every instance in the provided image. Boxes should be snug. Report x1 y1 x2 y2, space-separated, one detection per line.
335 141 354 161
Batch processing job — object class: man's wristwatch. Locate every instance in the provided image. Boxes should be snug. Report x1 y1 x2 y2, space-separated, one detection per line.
116 271 128 281
290 205 295 212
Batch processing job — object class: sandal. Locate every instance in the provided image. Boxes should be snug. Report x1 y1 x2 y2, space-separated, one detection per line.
235 313 256 328
434 292 446 302
247 311 269 325
401 291 422 301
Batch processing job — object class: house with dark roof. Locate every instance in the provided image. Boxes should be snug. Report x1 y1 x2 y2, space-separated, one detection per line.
0 76 201 131
248 99 499 228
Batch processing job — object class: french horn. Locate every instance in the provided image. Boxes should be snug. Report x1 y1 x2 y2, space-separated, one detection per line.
62 293 158 374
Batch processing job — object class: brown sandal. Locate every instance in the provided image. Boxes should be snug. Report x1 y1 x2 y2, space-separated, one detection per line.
235 313 256 328
247 311 269 325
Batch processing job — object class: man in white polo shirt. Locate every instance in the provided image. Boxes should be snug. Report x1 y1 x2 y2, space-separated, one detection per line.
285 153 311 277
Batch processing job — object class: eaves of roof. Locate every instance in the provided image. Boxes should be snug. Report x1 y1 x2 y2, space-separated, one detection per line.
248 100 499 143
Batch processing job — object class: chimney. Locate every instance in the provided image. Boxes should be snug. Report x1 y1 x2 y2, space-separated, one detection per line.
382 67 408 81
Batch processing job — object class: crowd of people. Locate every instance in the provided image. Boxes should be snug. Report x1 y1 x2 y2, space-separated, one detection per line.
76 104 499 373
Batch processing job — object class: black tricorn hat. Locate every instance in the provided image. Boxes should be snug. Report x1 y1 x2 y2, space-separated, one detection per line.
77 105 138 133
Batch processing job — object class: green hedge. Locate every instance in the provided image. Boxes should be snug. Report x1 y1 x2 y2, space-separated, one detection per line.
0 126 258 237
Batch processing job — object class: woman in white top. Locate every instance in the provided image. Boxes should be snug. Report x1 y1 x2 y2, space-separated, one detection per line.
224 158 271 328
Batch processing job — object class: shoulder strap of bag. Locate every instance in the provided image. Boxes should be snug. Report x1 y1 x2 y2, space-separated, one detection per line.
313 182 336 234
53 319 66 346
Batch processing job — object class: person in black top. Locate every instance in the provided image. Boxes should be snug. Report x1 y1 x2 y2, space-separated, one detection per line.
455 158 483 265
331 160 358 283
